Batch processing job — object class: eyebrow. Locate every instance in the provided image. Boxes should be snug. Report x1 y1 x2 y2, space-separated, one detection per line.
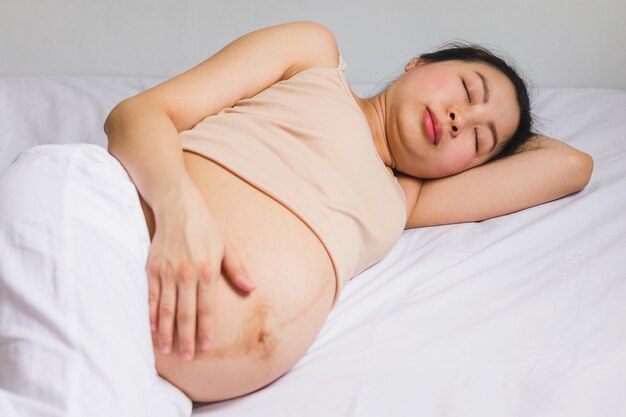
475 71 490 103
475 70 498 152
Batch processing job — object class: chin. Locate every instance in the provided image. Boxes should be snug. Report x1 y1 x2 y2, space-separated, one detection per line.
410 164 451 179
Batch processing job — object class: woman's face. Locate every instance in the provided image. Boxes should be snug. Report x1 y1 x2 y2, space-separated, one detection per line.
386 59 520 178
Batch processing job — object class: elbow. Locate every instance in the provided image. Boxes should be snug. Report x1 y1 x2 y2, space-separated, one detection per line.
566 150 594 192
104 97 146 135
103 100 129 137
104 97 172 138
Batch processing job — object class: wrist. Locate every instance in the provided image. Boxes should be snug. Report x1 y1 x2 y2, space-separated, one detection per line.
151 175 200 217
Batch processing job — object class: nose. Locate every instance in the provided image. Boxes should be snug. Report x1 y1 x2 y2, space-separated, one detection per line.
448 110 464 138
448 109 473 138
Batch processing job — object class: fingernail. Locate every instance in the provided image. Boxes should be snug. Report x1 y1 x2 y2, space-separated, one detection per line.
151 322 156 332
181 349 193 361
200 339 211 351
159 343 171 354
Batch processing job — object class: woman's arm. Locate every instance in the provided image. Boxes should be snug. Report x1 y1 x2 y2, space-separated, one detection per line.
104 21 341 360
405 136 594 228
105 20 338 213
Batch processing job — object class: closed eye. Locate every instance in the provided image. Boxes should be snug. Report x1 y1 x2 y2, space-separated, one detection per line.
462 79 472 103
474 128 479 153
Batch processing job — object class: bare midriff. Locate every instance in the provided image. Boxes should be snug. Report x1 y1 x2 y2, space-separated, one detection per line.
137 150 337 402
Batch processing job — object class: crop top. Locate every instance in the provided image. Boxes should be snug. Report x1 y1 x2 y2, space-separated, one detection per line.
179 54 407 305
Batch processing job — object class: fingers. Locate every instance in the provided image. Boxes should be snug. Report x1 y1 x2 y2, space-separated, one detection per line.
197 262 218 352
176 263 197 361
150 240 251 360
157 263 176 355
158 262 204 361
147 262 161 333
153 259 217 360
222 241 256 292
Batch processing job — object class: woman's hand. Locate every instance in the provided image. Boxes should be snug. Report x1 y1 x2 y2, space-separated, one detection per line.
146 179 255 361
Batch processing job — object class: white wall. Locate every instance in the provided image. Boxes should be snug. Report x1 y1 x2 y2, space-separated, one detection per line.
2 0 625 88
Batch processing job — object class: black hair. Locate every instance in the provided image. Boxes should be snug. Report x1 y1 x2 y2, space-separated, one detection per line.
396 42 536 160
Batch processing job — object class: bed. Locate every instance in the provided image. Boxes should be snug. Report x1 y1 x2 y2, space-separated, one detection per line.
1 75 625 416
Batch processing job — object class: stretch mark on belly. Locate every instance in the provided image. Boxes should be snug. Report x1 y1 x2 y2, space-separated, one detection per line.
275 272 335 330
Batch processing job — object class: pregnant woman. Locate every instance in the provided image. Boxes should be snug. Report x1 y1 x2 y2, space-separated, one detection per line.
110 20 591 400
0 21 592 414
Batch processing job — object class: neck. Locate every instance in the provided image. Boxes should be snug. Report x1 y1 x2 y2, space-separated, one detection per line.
350 90 396 169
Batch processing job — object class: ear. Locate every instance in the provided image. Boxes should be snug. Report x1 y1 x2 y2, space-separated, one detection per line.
404 58 424 72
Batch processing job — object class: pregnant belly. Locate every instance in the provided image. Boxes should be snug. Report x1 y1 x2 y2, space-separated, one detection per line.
138 150 337 401
179 150 336 299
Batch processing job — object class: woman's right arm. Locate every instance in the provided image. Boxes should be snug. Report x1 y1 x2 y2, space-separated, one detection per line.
105 20 339 213
104 21 340 361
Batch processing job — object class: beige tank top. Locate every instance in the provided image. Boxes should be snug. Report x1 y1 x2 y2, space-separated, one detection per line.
180 54 406 305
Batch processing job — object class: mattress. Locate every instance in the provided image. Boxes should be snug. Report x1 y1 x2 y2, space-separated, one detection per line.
1 75 625 416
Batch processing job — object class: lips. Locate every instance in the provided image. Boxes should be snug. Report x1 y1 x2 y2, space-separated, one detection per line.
423 107 442 145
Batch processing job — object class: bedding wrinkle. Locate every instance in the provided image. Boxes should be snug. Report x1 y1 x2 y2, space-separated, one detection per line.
0 144 191 417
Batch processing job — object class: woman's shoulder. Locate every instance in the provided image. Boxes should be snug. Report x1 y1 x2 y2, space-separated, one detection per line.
119 21 342 133
279 21 342 80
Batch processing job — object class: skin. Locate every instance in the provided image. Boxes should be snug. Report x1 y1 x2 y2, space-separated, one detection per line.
351 58 521 179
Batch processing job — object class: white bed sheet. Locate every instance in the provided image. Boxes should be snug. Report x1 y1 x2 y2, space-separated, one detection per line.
1 76 625 417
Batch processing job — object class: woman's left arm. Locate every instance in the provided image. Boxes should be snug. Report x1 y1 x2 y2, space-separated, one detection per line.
405 136 594 228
